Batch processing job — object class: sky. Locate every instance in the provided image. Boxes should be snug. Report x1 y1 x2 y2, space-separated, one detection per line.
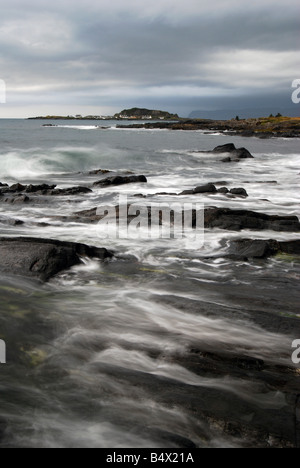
0 0 299 118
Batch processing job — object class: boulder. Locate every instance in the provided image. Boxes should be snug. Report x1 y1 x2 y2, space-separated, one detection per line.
229 188 248 197
193 183 217 194
0 238 113 282
212 143 254 159
179 183 217 196
213 143 236 153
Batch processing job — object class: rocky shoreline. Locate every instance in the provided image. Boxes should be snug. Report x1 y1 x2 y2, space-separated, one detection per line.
0 143 299 283
0 141 299 448
117 116 300 138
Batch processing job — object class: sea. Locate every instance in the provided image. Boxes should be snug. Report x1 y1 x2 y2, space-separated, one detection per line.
0 119 299 448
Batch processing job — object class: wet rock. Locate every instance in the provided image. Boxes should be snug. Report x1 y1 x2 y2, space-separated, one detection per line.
73 205 300 234
49 186 92 196
217 187 229 194
93 175 147 187
221 157 232 163
213 143 236 153
229 188 248 197
73 207 100 223
228 239 300 260
179 183 217 196
213 181 230 186
0 216 24 226
194 183 217 194
279 240 300 256
88 169 111 175
7 183 26 192
178 190 195 196
5 195 30 204
212 144 254 159
1 183 92 196
25 184 56 193
0 237 113 282
228 239 281 259
204 208 300 232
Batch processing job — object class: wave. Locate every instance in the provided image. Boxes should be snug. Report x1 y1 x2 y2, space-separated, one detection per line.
0 146 115 180
50 125 101 130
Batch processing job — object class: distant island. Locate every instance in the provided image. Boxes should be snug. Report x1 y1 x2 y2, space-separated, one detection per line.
113 108 179 120
28 108 180 121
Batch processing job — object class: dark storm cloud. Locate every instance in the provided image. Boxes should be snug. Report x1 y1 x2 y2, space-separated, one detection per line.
0 0 299 117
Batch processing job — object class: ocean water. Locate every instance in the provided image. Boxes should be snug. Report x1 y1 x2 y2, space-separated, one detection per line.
0 119 299 448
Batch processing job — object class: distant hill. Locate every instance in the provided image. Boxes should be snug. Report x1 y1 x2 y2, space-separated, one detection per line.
114 108 179 120
189 107 300 120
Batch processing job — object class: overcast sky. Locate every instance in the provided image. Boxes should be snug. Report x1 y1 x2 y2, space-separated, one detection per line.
0 0 299 117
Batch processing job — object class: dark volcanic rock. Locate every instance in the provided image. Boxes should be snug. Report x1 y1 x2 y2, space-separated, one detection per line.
229 188 248 197
0 237 113 281
204 208 300 232
228 239 300 260
93 175 147 187
213 143 236 153
179 183 217 196
25 184 56 193
217 187 230 194
72 205 300 234
194 183 217 194
50 186 92 196
7 183 26 192
1 183 92 196
212 144 254 159
228 239 281 259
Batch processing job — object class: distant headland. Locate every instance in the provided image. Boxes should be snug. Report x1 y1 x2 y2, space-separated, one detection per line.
28 107 180 121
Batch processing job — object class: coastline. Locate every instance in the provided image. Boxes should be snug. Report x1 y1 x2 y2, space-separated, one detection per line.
116 116 300 138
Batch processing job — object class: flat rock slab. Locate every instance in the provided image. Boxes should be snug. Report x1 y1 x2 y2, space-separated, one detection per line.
204 208 300 232
0 237 113 282
0 184 92 196
228 239 300 260
93 175 147 187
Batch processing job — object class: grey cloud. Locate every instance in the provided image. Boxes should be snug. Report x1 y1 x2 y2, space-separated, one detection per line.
0 0 299 117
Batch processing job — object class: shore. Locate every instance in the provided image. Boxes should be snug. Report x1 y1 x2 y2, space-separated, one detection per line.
117 116 300 138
